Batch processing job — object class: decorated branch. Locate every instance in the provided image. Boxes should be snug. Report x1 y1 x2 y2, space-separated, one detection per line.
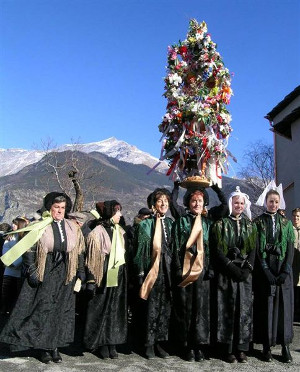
158 19 233 188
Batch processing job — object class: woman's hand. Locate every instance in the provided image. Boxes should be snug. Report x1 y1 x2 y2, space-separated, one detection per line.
27 271 40 288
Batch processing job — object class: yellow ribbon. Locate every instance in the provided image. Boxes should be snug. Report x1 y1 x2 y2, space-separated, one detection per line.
139 216 162 300
179 214 204 287
0 212 53 266
106 223 125 287
89 209 100 220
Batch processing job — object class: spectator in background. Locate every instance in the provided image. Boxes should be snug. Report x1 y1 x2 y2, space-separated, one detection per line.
126 207 153 249
0 223 11 252
137 208 153 220
0 223 12 317
124 207 153 351
1 217 29 315
292 207 300 322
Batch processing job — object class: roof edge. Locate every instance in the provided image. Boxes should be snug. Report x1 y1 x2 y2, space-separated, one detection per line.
265 85 300 120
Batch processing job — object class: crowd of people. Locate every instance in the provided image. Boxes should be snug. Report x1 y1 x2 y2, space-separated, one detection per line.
0 182 298 365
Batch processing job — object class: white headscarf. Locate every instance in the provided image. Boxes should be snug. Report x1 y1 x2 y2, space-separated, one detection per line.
255 180 286 210
228 186 252 220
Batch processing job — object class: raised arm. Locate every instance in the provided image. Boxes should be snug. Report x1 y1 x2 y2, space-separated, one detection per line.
169 181 186 219
208 183 229 221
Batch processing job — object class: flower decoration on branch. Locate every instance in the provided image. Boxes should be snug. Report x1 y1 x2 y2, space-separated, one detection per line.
158 19 233 187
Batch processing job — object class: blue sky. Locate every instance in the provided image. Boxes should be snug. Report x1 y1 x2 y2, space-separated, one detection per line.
1 0 299 176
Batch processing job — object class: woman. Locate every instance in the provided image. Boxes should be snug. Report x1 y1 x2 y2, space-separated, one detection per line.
170 181 228 220
83 200 127 359
0 192 85 364
133 188 173 359
1 217 29 315
253 185 294 363
171 187 213 362
210 186 256 363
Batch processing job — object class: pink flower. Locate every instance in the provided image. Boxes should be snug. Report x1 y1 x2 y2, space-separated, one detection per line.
168 46 177 60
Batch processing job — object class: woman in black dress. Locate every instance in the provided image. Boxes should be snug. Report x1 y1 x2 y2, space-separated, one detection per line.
133 188 174 359
83 200 127 359
253 186 294 363
0 192 85 363
171 187 213 362
210 186 256 363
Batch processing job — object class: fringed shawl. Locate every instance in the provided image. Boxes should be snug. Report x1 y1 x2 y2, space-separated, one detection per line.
173 214 211 257
211 216 257 256
85 224 126 287
36 219 85 284
133 216 173 276
254 213 295 261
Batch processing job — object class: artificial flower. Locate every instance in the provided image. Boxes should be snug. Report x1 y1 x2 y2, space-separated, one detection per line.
168 73 182 86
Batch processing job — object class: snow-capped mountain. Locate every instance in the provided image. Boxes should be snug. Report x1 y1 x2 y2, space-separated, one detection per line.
0 137 167 178
0 148 45 177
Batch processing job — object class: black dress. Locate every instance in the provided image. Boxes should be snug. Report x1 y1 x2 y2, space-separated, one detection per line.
133 216 173 346
171 213 212 349
210 216 256 353
0 222 77 351
83 225 128 350
253 212 294 347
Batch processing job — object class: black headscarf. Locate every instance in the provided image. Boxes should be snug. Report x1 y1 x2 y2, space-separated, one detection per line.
43 192 72 215
96 200 122 220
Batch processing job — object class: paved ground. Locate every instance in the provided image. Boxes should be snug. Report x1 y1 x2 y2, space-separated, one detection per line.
0 321 299 372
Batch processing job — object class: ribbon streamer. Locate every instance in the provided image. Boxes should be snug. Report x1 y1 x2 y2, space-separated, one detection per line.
139 216 162 300
160 129 186 161
106 223 125 287
179 214 204 287
1 212 53 267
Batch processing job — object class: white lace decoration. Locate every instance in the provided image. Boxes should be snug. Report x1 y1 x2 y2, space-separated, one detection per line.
54 220 65 243
271 215 276 238
161 218 168 243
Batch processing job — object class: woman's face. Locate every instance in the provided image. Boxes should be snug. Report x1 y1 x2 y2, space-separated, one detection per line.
189 191 204 215
50 202 66 221
112 205 122 224
155 195 169 216
231 195 245 217
266 193 280 213
12 223 18 231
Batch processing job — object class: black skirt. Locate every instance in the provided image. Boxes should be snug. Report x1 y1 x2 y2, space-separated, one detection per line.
0 255 76 351
83 260 128 350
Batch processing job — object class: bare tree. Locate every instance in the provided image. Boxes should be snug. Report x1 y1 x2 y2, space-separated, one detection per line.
35 138 104 212
238 140 274 217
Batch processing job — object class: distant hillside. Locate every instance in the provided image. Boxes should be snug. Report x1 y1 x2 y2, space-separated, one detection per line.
0 149 257 224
